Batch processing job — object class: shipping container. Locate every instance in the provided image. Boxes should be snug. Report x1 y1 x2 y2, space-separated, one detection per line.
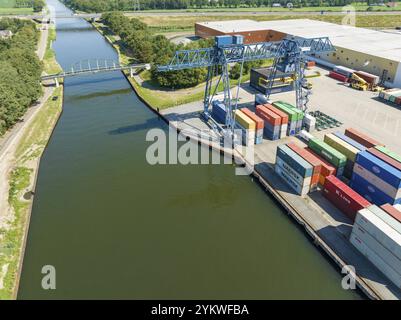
299 130 314 143
211 101 227 124
350 232 401 289
287 142 322 191
329 71 349 82
232 34 243 45
275 162 310 197
234 110 256 130
276 157 312 188
355 208 401 261
323 175 371 221
324 133 360 162
381 204 401 224
352 163 401 200
368 205 401 235
256 105 281 126
354 70 380 85
344 128 382 148
333 65 355 78
263 104 289 125
333 131 366 151
352 223 401 272
215 35 233 46
351 173 401 206
241 108 264 144
276 144 313 178
308 138 347 169
367 147 401 172
305 147 336 185
356 151 401 189
271 101 298 122
375 145 401 164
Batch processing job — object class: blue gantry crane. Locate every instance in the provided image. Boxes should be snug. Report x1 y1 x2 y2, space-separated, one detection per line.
157 35 335 133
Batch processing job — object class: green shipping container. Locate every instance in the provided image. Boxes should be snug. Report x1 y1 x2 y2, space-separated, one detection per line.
308 138 347 168
272 101 298 122
375 146 401 164
275 101 304 120
389 95 397 103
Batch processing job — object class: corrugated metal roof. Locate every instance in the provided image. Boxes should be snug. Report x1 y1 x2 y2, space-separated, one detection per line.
197 19 401 62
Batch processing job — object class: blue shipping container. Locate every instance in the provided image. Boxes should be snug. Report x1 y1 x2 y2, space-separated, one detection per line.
276 144 313 178
356 151 401 189
233 35 244 44
275 162 309 196
264 128 280 140
333 131 367 151
351 173 401 206
287 121 297 136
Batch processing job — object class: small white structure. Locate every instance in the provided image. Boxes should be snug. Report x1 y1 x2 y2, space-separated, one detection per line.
0 30 13 39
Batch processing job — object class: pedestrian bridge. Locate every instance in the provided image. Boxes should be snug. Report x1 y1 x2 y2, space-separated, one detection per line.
41 59 151 86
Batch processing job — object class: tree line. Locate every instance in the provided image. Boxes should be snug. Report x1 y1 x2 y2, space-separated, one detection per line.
0 18 43 135
14 0 46 12
63 0 393 12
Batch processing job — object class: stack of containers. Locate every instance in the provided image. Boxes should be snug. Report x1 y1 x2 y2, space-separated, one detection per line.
278 101 304 133
299 130 314 143
211 100 227 124
233 110 255 146
305 148 336 185
381 204 401 222
379 88 401 106
323 175 371 221
308 138 347 177
275 144 313 197
351 206 401 289
354 70 380 87
303 113 316 132
333 131 367 152
255 105 281 141
263 104 289 139
324 133 360 179
240 108 264 144
287 143 321 192
350 150 401 206
375 145 401 163
344 128 383 148
271 101 298 136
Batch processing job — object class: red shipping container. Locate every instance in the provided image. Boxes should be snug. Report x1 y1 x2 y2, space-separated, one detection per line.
306 61 316 68
287 142 322 189
367 147 401 171
323 175 371 221
305 147 336 183
395 97 401 105
263 104 289 125
256 105 281 126
344 128 382 148
329 71 348 83
381 204 401 223
240 108 264 130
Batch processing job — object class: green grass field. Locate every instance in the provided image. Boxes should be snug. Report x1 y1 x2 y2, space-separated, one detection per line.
0 0 33 14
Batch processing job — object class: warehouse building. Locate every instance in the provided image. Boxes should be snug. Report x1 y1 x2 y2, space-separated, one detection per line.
195 19 401 88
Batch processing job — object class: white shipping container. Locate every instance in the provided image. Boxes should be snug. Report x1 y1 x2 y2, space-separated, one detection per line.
352 223 401 272
368 205 401 235
303 114 316 126
353 163 401 200
298 130 314 142
276 157 312 188
355 208 401 261
275 163 309 197
350 233 401 289
280 124 288 139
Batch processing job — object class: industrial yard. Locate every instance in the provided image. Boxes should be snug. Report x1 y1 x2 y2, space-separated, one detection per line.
162 64 401 299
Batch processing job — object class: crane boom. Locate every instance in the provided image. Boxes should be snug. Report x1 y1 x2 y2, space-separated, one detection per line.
157 35 335 133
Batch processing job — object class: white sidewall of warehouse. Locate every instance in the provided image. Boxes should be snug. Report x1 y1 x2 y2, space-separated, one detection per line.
392 63 401 89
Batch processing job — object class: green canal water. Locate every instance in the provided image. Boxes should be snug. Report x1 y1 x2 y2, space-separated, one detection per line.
18 0 362 299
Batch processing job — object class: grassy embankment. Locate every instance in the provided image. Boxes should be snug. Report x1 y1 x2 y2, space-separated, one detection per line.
92 20 265 109
0 25 63 300
0 0 33 14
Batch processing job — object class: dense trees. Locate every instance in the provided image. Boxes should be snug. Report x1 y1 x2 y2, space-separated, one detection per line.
63 0 393 12
0 19 43 135
102 12 213 89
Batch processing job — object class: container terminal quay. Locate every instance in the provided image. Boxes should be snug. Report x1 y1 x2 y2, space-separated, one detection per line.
156 19 401 300
3 0 401 301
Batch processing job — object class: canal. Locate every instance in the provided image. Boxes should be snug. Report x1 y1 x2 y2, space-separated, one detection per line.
18 0 361 299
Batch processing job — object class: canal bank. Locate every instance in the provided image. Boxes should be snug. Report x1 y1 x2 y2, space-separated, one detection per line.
17 0 361 299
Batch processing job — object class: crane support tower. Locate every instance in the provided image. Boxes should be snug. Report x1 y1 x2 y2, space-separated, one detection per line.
157 35 335 134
